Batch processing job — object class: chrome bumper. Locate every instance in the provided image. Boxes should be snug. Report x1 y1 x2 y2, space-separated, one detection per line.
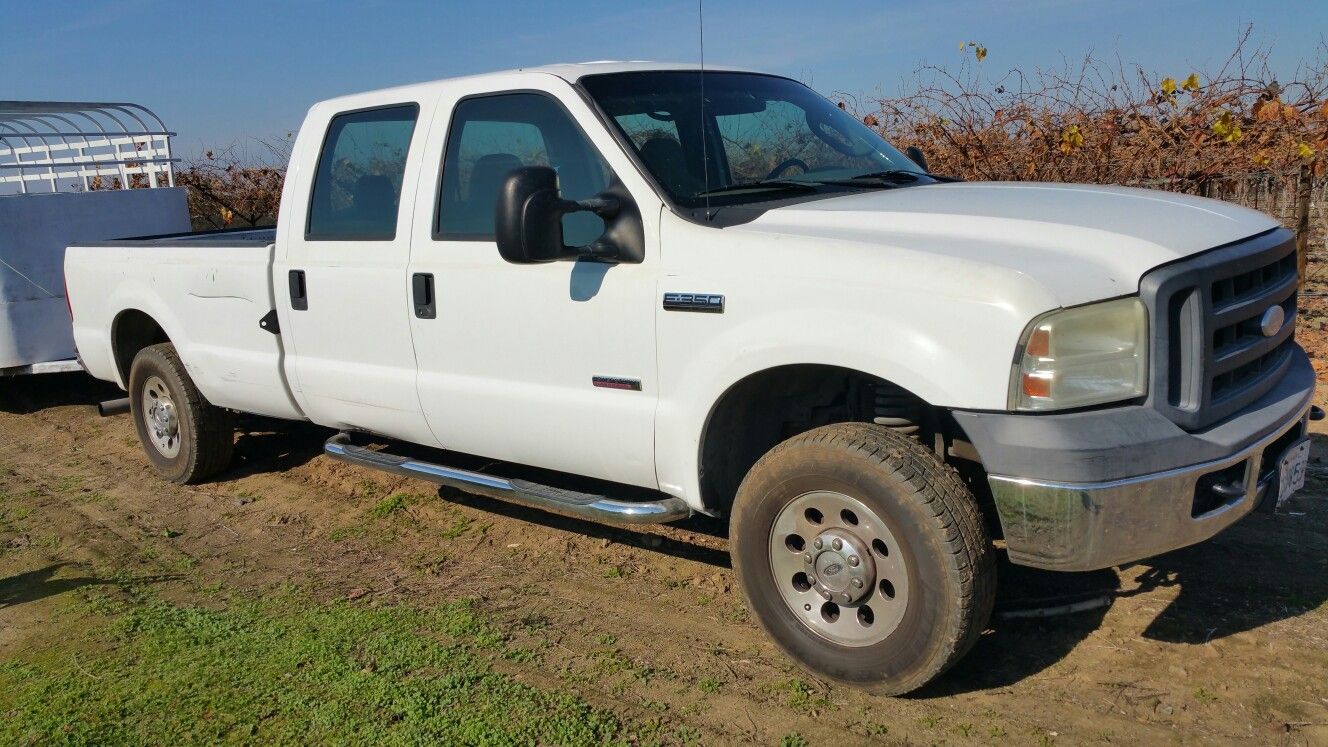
988 402 1311 571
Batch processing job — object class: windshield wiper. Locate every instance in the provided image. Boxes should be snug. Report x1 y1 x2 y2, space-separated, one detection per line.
839 170 925 183
852 169 923 179
817 170 943 190
841 169 965 184
694 179 822 197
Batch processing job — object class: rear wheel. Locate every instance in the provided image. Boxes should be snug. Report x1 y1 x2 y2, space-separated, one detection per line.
128 343 234 484
730 422 995 695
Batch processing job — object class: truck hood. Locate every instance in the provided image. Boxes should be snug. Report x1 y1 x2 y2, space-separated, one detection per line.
741 182 1281 307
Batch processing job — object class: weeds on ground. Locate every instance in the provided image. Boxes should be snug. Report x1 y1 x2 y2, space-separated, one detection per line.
367 492 417 519
0 591 657 745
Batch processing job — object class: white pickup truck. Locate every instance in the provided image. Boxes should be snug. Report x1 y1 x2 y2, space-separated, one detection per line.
65 62 1317 694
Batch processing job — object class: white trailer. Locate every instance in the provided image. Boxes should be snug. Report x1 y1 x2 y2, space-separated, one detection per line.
0 101 189 374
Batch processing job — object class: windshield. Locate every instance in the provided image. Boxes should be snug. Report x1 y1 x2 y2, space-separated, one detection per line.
580 71 928 209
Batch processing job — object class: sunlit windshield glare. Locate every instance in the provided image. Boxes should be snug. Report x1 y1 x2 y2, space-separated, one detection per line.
581 71 925 207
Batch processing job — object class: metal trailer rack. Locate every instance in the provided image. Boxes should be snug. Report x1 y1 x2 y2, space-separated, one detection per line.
0 101 191 375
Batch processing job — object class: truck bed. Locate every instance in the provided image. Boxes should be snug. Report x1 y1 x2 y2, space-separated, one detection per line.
76 226 277 247
64 228 303 422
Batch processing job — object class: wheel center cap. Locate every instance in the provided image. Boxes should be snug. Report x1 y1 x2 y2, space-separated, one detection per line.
814 551 850 592
805 528 875 604
150 402 177 436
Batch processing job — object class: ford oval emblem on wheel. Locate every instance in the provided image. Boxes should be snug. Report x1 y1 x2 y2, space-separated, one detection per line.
1260 305 1285 338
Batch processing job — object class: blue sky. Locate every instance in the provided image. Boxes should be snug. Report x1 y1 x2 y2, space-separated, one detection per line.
6 0 1325 159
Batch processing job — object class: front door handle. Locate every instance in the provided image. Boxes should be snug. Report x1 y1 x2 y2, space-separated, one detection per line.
289 270 308 311
412 273 436 319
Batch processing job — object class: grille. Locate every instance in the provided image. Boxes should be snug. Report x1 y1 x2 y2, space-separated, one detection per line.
1141 228 1298 431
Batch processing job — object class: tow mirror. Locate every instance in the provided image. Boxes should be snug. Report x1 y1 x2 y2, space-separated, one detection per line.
495 166 627 264
905 146 929 173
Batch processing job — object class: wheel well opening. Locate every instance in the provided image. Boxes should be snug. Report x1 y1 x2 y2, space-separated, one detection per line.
111 310 168 384
698 364 993 522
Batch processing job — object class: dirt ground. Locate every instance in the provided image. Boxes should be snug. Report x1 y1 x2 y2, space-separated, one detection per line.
2 320 1328 743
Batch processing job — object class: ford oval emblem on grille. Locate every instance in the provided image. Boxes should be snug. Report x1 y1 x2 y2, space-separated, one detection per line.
1260 305 1285 338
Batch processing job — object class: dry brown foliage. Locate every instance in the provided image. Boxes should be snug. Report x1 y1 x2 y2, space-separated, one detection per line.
852 28 1327 188
176 137 290 230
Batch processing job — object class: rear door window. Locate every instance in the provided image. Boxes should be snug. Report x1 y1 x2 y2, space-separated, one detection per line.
306 104 419 240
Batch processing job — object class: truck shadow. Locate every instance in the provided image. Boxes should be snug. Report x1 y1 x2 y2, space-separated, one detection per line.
225 417 332 479
924 469 1328 696
918 560 1119 696
0 371 122 414
1128 503 1328 646
435 485 733 568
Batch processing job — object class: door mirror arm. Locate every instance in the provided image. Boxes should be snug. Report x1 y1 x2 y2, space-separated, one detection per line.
563 197 624 260
572 195 620 218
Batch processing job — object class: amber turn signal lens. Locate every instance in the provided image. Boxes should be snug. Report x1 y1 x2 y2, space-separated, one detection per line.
1026 327 1050 358
1022 372 1052 399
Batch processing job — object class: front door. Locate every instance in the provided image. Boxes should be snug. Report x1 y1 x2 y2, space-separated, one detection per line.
277 101 438 446
407 88 658 487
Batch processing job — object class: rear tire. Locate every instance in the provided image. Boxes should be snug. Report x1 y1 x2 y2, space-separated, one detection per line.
730 422 995 695
128 343 234 484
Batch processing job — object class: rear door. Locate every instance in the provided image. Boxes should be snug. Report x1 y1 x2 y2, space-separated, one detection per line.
276 100 439 445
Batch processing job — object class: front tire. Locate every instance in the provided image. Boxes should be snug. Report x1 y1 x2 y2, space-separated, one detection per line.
730 422 995 695
128 343 234 484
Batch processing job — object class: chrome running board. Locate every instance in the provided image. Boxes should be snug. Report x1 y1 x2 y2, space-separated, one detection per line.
324 433 691 525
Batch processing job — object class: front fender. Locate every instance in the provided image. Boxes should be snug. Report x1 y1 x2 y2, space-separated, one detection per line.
652 212 1060 508
653 309 990 508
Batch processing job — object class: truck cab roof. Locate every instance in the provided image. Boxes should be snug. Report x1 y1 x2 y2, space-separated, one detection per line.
310 61 755 110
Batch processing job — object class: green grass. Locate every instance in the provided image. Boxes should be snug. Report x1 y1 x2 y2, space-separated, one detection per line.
439 516 473 539
0 590 651 745
54 475 84 494
367 492 417 519
773 678 830 711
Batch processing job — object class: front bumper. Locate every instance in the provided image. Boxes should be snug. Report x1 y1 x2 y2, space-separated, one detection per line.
955 345 1316 571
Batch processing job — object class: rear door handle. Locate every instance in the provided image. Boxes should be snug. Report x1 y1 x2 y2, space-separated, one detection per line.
288 270 308 311
412 273 436 319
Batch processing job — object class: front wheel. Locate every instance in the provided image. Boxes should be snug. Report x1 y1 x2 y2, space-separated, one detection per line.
128 343 234 484
730 422 995 695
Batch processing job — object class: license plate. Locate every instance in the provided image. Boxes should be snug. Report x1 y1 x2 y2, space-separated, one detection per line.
1277 438 1312 508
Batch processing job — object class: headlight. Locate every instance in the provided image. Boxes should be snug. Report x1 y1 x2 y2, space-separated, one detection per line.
1009 297 1148 411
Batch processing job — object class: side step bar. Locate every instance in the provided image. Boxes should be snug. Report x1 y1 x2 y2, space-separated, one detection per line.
324 433 691 525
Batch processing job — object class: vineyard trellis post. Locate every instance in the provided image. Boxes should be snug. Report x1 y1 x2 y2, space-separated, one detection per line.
1296 163 1312 285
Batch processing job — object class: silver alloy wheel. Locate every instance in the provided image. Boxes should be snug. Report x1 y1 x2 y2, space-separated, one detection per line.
769 490 910 646
141 374 181 459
